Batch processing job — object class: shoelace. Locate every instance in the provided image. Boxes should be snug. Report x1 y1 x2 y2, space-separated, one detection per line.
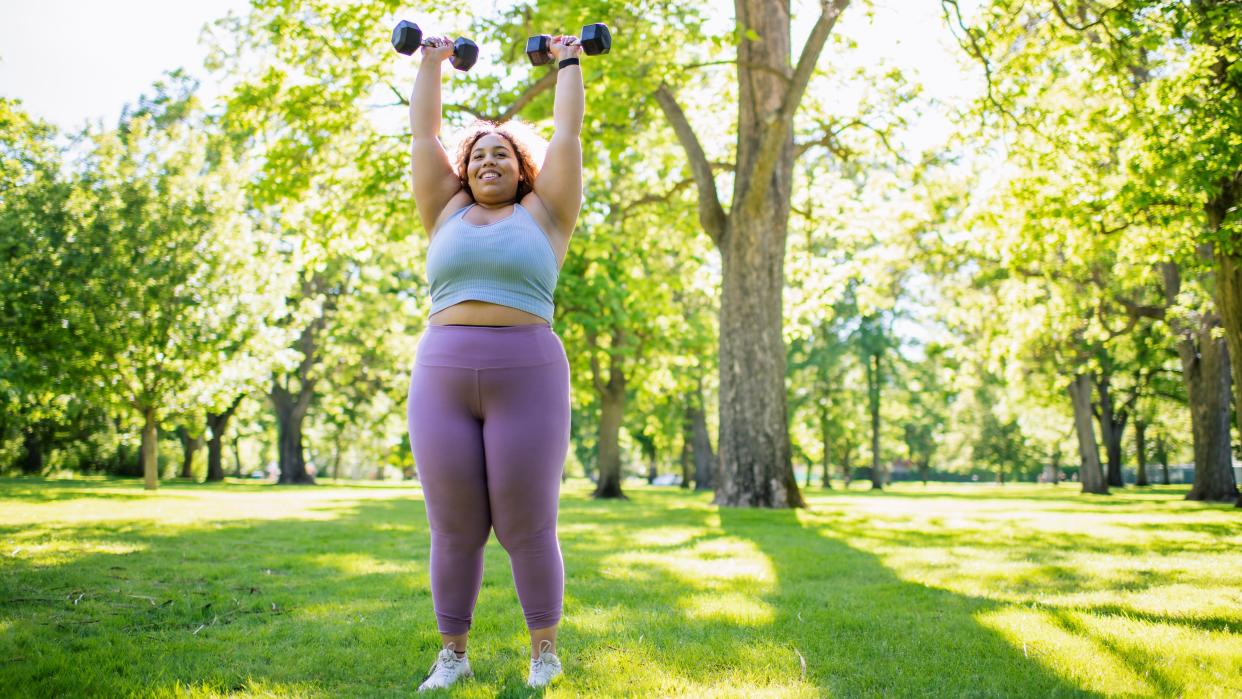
530 652 559 676
426 650 462 679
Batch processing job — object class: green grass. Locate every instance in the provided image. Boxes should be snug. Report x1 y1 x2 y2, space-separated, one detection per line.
1 477 1240 697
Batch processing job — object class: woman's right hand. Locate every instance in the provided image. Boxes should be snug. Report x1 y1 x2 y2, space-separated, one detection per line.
420 35 455 63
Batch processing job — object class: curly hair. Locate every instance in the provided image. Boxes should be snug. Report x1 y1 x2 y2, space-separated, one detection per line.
454 121 541 202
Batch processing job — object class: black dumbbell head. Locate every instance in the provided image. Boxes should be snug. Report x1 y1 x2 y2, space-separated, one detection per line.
580 23 611 56
451 37 479 71
392 20 423 55
526 34 553 65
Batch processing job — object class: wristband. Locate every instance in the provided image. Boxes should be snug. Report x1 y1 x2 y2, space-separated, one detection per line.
558 57 580 70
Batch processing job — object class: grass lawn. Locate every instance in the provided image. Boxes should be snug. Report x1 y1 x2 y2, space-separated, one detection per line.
1 477 1240 698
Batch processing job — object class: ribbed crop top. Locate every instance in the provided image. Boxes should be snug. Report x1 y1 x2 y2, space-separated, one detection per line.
426 202 560 324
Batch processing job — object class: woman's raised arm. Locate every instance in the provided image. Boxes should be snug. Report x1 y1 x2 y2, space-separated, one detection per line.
410 37 466 234
530 36 584 238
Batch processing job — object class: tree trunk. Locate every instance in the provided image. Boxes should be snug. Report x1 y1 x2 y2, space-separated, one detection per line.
1134 418 1149 486
20 427 43 475
271 381 315 485
141 407 159 491
680 418 693 489
819 409 833 489
1069 374 1107 494
1093 374 1127 488
1163 262 1238 502
176 425 205 481
690 399 715 491
842 442 853 487
232 436 244 478
1050 444 1062 486
1154 434 1170 485
1183 324 1236 501
867 350 883 491
332 432 343 482
717 215 802 506
206 396 243 482
269 311 324 485
593 384 627 499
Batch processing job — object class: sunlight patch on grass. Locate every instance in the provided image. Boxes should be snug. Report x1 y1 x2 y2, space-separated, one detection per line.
4 538 148 567
630 526 702 548
679 591 774 625
0 483 417 527
604 537 776 592
295 598 391 621
571 642 816 698
158 677 323 698
564 603 623 634
306 552 414 577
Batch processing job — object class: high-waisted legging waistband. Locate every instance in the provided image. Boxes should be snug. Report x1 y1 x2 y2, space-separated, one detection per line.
416 323 562 369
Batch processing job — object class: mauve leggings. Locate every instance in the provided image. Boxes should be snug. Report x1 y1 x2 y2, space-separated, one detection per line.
406 323 570 635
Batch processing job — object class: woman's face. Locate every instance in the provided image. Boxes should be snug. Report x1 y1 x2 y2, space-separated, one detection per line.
466 133 521 205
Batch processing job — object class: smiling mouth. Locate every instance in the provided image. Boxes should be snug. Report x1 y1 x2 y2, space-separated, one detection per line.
479 171 501 182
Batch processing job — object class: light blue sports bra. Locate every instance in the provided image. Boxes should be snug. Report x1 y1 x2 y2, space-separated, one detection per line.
425 202 559 324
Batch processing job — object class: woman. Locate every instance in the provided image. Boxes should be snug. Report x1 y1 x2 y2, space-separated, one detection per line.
405 31 584 692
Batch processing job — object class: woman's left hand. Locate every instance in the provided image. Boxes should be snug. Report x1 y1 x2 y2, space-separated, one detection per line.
548 35 583 62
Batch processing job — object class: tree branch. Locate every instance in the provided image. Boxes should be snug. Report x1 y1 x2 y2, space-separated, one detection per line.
741 0 850 217
392 69 558 124
1116 296 1165 321
620 161 735 213
653 83 727 245
794 129 852 160
1048 0 1125 32
492 68 558 123
621 177 695 212
940 0 1049 138
796 118 909 163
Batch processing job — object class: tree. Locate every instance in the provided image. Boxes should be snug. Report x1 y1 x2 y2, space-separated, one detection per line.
655 0 854 507
212 1 422 485
0 99 75 475
947 1 1241 503
43 78 283 490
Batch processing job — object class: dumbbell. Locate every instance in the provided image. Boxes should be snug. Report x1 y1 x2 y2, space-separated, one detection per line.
391 20 480 71
525 23 612 66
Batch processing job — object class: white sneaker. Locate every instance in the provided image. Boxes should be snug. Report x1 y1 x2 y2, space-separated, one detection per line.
526 640 562 688
418 646 473 691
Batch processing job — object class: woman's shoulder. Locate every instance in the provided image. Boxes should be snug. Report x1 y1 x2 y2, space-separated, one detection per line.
518 192 566 239
430 192 474 236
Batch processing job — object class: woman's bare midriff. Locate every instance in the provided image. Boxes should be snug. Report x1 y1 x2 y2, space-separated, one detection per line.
429 300 548 326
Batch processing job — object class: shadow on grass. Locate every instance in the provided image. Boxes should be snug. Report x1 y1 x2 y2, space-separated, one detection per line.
1 481 1102 697
0 477 159 503
832 483 1197 508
